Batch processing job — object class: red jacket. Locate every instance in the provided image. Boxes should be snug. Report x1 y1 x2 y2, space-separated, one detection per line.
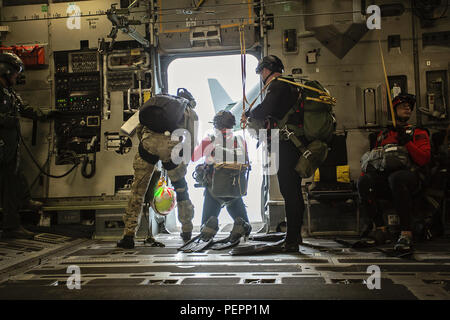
375 125 431 167
192 132 247 163
192 137 215 162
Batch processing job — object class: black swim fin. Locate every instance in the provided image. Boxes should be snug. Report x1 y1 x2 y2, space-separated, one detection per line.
376 247 415 259
249 232 285 242
178 234 215 252
210 235 240 250
229 239 285 256
178 216 218 253
211 217 251 251
334 238 377 249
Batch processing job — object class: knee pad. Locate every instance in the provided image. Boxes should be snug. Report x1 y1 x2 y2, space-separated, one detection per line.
166 163 189 200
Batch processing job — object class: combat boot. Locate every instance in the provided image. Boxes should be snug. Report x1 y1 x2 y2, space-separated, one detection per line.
394 232 413 252
2 226 35 240
117 235 135 249
280 234 303 253
280 242 300 253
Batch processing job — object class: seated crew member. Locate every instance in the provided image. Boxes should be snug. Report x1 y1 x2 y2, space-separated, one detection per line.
357 93 431 252
191 110 251 238
117 88 198 249
0 52 56 239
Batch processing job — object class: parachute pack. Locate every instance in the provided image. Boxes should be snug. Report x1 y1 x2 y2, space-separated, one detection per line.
360 144 412 174
275 77 337 178
139 94 189 133
361 128 415 174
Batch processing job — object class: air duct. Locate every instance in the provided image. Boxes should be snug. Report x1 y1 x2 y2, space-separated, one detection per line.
305 0 370 59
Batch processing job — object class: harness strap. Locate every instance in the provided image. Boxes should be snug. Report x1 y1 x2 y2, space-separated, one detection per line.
276 77 336 105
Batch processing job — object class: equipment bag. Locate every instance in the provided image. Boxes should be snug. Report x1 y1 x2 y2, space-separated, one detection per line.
361 144 412 173
295 140 329 178
139 94 188 133
209 135 250 198
211 163 250 198
275 78 336 178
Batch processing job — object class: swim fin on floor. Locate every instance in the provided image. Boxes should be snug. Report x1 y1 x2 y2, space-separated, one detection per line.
249 232 286 242
210 235 241 250
334 238 377 249
211 217 252 251
178 234 215 252
375 247 415 259
178 216 218 253
229 239 285 256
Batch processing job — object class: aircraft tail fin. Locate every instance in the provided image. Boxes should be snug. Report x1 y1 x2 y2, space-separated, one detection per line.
208 78 234 113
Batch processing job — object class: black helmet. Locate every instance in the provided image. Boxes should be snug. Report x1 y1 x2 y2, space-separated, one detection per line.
0 52 24 77
392 93 416 112
213 110 236 129
255 55 284 74
177 88 196 108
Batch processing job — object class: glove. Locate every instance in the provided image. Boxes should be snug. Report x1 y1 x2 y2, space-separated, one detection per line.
395 127 412 145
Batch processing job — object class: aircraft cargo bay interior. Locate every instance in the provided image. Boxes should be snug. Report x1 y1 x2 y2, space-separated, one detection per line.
0 0 449 304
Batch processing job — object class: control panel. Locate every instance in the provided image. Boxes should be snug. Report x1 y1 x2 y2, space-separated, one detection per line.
69 51 99 73
53 50 102 165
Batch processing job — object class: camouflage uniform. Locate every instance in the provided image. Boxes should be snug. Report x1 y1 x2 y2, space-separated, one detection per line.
122 126 195 237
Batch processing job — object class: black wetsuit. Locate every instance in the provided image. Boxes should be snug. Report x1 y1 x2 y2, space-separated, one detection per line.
247 77 303 245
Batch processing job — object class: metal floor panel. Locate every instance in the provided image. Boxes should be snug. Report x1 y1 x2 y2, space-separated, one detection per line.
0 234 449 300
0 235 88 278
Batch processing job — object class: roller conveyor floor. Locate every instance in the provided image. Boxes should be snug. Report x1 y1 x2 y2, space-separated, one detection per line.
0 232 449 300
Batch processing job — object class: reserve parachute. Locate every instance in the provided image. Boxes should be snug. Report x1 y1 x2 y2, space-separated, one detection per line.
139 94 189 133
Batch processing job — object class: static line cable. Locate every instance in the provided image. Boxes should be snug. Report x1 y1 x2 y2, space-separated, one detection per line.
239 24 249 109
240 75 276 129
2 4 448 23
378 37 396 127
238 22 250 163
